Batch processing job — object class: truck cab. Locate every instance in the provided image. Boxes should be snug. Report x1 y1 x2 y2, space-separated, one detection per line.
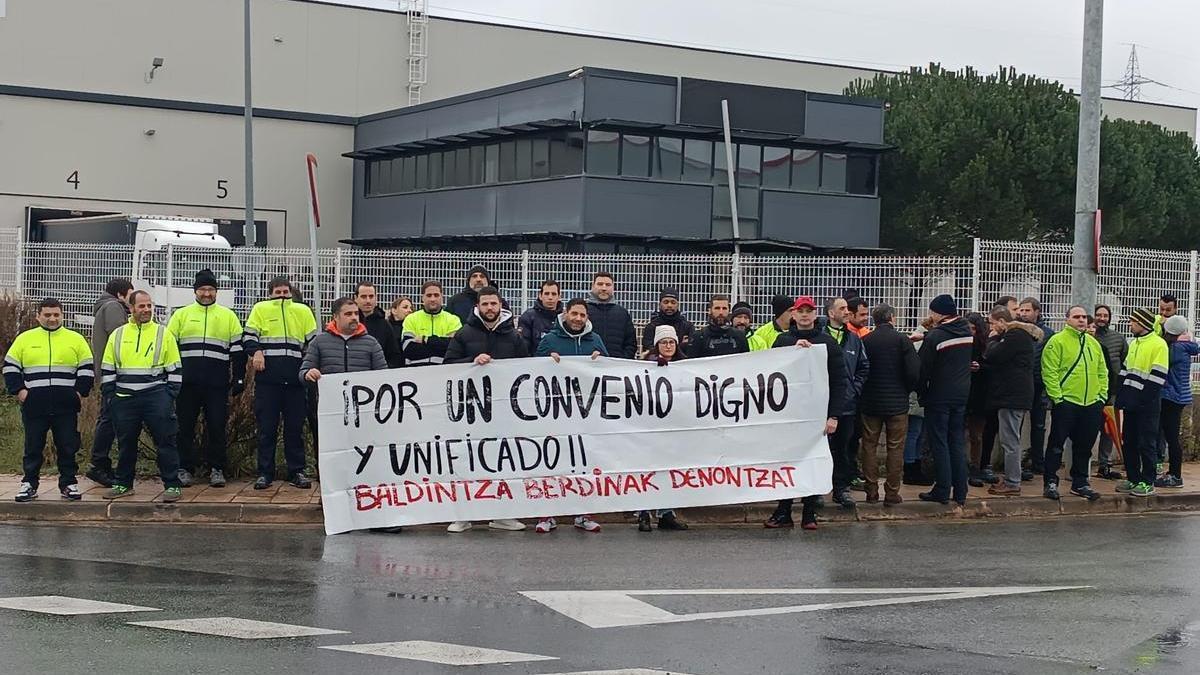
132 217 235 313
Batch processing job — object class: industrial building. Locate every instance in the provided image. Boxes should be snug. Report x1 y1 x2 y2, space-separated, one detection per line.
0 0 1194 249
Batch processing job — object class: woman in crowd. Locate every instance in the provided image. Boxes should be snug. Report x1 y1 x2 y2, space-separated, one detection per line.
636 326 688 532
1158 315 1197 489
388 296 414 337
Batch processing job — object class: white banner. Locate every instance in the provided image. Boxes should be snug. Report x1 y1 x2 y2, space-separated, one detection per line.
317 348 832 534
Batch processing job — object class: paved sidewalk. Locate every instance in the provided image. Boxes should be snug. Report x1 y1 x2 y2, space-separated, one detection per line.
0 465 1197 526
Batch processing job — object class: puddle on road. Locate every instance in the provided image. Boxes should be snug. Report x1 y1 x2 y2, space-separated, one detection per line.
1120 621 1199 672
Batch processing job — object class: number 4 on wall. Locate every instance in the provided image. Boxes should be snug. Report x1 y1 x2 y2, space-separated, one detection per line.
67 170 80 190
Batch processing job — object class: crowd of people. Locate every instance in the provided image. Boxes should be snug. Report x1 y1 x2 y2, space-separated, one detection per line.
4 264 1193 535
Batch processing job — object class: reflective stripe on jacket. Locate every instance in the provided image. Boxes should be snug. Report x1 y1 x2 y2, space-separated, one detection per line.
243 298 317 385
4 326 94 411
167 302 246 387
101 320 182 397
1117 331 1169 411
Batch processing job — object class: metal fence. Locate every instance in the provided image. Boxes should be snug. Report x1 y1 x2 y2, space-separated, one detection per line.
2 233 1197 337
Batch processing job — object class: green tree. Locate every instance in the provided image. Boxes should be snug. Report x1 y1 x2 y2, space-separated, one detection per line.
846 64 1200 254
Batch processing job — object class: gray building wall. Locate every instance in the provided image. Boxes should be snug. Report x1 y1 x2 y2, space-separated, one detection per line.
760 191 880 248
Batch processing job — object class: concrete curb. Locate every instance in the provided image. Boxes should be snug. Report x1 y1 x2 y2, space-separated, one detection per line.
1 492 1198 527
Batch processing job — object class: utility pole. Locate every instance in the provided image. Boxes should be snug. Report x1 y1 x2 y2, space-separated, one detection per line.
243 0 257 246
1071 0 1103 310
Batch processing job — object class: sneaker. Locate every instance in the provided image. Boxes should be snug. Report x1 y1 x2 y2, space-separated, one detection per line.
1070 485 1101 501
1130 482 1155 497
1043 483 1061 501
209 469 226 488
60 485 82 501
371 526 404 533
637 512 653 532
918 491 949 505
14 482 37 503
253 476 272 490
162 486 182 503
883 492 903 505
1021 469 1035 482
988 484 1021 496
103 485 134 500
488 518 526 531
176 469 194 487
832 489 856 508
574 515 601 533
1096 466 1123 480
657 512 689 530
289 473 312 489
968 476 985 488
447 521 473 533
800 504 818 530
849 477 866 492
764 510 794 528
980 468 1001 485
85 466 113 488
1155 475 1184 489
1114 480 1135 494
535 517 557 534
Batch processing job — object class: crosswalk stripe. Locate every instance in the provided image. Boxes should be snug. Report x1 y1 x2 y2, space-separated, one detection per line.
541 670 699 675
128 617 348 639
0 595 161 615
319 640 558 665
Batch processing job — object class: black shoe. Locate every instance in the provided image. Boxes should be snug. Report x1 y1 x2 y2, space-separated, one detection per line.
1043 483 1060 501
370 526 404 533
657 512 689 530
289 472 312 489
637 512 653 532
980 468 1000 485
968 475 985 488
918 491 949 505
1096 466 1122 480
800 505 818 530
1070 485 1101 501
764 510 794 528
85 467 113 488
1021 469 1034 482
832 489 856 508
253 476 272 490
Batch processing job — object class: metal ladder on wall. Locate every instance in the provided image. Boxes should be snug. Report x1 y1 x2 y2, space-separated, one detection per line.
404 0 429 106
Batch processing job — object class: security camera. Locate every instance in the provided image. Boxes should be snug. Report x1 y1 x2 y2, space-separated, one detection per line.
568 68 585 79
146 57 165 83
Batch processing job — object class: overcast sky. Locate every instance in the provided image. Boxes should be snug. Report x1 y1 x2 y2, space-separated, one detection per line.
419 0 1199 115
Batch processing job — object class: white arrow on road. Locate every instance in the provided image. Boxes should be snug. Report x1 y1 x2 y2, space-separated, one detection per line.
520 586 1089 628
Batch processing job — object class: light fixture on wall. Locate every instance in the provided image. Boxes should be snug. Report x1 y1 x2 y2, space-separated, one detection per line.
144 129 157 136
145 57 165 83
568 68 585 79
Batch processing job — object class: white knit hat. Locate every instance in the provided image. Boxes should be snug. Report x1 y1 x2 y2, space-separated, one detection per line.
653 325 678 346
1163 314 1190 336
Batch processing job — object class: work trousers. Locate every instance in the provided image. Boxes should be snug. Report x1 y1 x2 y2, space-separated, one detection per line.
254 382 307 479
22 407 80 489
1044 401 1103 490
111 388 182 489
859 413 907 498
1123 405 1162 486
90 391 115 472
176 383 229 472
996 408 1026 488
1028 383 1048 470
1160 400 1185 480
926 403 968 505
830 414 857 493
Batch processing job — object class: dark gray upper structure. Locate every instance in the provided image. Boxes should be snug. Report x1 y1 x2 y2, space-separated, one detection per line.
346 68 886 253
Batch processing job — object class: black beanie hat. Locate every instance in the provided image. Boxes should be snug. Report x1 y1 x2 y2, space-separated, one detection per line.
732 301 753 320
770 294 792 318
194 269 218 290
929 294 957 316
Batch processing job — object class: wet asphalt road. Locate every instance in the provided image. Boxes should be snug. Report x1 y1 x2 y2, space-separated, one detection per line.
0 515 1198 674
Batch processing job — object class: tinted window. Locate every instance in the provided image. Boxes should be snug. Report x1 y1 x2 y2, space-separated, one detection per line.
499 141 517 182
442 150 457 187
398 157 415 192
653 136 682 180
485 144 499 183
847 154 877 195
550 131 584 175
762 146 789 189
821 153 847 193
455 148 471 186
515 138 533 180
682 138 712 182
470 146 486 184
621 134 651 177
737 144 761 187
414 154 428 191
428 152 443 189
586 130 619 175
368 160 381 195
531 138 550 179
713 141 731 185
375 159 391 194
791 149 819 190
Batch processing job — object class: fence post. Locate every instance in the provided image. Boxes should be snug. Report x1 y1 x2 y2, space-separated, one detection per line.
731 250 742 303
14 237 24 300
333 247 343 315
970 238 981 312
1189 250 1199 335
519 248 530 314
165 243 175 324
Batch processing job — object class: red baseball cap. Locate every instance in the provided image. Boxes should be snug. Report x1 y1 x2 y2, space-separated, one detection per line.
791 295 816 310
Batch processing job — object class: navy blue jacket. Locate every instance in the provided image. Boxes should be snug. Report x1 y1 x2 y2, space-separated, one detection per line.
518 302 561 357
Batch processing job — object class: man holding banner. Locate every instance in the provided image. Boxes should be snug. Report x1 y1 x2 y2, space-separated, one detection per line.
765 296 847 530
443 286 529 533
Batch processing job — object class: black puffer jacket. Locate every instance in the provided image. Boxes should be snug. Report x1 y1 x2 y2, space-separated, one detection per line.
859 323 920 417
444 309 529 363
687 321 749 358
917 316 974 406
772 325 847 420
518 302 561 357
983 320 1043 411
360 307 402 368
819 319 870 417
585 297 637 359
641 311 695 353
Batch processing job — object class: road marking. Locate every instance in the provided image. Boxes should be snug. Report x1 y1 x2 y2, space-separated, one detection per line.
0 595 161 615
542 671 699 675
521 586 1091 628
320 640 558 665
128 617 348 639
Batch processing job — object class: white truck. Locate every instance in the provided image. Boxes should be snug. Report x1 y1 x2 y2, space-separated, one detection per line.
32 214 236 325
